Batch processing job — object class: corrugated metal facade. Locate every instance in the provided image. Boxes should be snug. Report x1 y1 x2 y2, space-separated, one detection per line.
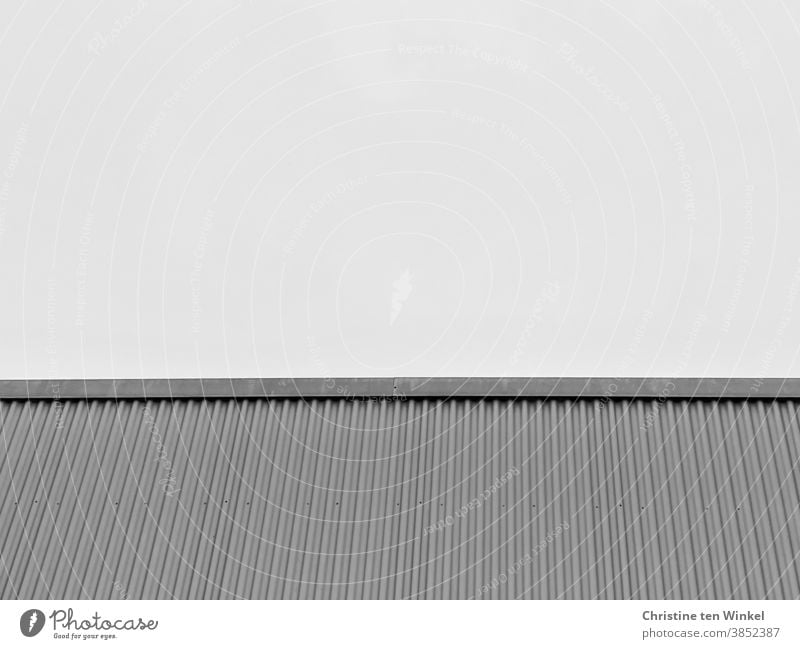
1 383 799 599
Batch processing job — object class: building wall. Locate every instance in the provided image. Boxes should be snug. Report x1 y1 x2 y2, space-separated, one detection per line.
1 396 799 599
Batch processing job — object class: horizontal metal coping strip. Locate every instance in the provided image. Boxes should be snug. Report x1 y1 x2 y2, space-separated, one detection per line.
0 378 797 400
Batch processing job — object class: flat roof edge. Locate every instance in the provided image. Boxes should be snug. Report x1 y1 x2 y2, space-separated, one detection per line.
0 378 797 400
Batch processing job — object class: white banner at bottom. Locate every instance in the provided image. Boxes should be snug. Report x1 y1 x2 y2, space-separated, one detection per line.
1 600 798 648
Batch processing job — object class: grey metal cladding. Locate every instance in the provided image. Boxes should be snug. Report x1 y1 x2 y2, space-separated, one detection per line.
1 391 800 599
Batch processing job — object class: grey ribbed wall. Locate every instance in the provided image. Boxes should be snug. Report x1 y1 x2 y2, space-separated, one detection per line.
1 396 799 599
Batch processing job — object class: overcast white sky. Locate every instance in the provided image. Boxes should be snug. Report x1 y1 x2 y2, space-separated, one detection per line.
1 0 799 379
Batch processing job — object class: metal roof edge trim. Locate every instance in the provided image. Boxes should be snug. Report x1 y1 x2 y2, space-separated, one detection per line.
0 377 797 400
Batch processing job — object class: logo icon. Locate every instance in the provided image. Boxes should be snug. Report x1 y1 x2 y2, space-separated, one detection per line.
390 269 413 325
20 609 45 637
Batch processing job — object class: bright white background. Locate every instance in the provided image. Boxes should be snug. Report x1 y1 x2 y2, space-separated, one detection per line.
1 1 799 379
